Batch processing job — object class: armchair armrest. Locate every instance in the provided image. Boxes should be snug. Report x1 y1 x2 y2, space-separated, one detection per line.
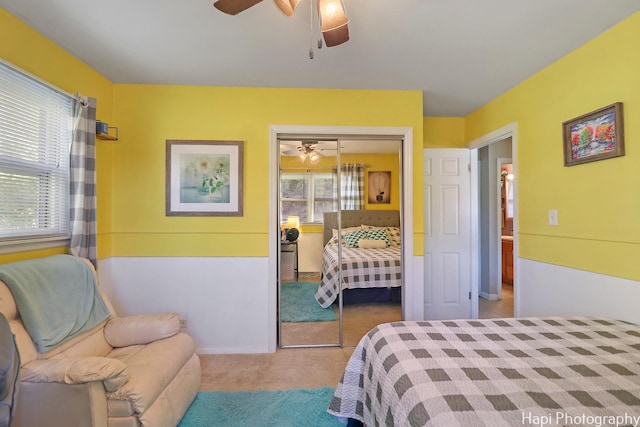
104 312 180 348
21 357 129 392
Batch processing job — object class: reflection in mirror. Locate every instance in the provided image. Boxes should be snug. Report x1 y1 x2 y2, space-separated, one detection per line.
279 140 340 347
338 139 403 347
278 138 405 348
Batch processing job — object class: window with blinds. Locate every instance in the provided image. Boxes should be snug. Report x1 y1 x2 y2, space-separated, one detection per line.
0 61 73 242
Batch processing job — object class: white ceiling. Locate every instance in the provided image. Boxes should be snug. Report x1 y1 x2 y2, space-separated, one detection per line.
2 0 638 116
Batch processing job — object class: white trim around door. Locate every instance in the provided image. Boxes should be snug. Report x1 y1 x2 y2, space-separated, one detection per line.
467 122 519 318
269 125 418 351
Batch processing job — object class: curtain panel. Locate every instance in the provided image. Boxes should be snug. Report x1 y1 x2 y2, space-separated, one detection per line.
69 97 97 267
334 163 365 210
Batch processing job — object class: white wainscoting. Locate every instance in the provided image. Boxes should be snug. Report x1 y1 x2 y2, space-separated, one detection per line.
518 258 640 324
98 257 271 354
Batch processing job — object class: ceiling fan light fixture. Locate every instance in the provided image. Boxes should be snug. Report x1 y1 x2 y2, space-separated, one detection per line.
297 151 307 163
274 0 300 17
309 151 321 164
322 23 349 47
318 0 348 32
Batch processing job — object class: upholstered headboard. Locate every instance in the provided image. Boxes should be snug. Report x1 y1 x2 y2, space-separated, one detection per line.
322 210 400 245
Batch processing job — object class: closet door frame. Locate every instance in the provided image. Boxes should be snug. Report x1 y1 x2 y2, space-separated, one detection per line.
268 125 419 352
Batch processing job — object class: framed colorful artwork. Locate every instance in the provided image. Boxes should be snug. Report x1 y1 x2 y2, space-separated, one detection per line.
166 140 244 216
562 102 624 166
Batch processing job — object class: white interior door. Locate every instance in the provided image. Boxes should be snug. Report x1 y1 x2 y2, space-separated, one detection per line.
424 148 472 319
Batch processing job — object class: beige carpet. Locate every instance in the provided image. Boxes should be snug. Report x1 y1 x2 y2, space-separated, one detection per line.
200 281 514 392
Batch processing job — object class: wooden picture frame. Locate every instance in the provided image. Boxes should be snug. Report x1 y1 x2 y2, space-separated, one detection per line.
562 102 624 167
166 140 243 216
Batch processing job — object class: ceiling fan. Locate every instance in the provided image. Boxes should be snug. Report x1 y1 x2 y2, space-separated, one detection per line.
281 141 336 164
213 0 350 49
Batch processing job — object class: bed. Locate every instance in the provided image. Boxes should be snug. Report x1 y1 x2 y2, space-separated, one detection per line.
329 317 640 426
314 210 402 308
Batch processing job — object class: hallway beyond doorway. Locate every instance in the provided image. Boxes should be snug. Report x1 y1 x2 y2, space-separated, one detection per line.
479 284 514 318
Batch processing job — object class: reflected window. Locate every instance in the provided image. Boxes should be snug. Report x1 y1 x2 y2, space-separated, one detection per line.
281 172 336 224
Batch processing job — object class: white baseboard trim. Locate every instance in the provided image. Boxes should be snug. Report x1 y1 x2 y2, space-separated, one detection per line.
479 291 499 301
196 347 270 355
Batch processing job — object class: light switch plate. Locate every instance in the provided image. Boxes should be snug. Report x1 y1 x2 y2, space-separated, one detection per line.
548 209 558 226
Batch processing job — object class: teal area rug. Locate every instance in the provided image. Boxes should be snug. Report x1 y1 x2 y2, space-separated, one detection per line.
178 387 342 427
281 281 337 322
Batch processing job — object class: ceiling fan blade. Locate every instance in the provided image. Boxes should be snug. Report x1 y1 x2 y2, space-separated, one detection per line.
213 0 264 15
322 24 349 47
282 149 300 155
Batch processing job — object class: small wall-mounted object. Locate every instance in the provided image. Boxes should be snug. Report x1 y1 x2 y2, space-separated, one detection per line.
96 120 119 141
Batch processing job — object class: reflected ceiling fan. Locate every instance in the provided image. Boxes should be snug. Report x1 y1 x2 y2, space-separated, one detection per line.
281 141 336 164
213 0 350 50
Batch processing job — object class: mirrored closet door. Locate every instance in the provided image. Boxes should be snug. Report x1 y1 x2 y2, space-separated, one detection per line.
278 137 404 348
279 139 341 347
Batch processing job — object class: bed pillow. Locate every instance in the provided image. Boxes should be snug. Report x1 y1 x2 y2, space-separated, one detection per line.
344 229 368 248
328 226 363 245
362 225 401 247
385 226 401 247
365 228 391 247
358 239 387 249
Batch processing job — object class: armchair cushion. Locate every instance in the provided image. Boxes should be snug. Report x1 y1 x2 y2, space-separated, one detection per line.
21 357 129 392
104 313 180 348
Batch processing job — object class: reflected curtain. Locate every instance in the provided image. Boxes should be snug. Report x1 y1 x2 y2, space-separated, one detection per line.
334 163 365 210
69 96 97 267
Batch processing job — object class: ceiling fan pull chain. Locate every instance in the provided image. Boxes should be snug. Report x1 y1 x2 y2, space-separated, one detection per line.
315 0 323 49
309 0 315 59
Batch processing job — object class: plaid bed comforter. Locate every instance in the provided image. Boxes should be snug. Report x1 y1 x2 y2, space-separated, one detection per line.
314 244 402 308
329 317 640 427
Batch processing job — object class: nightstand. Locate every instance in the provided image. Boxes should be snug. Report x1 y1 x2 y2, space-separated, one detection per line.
280 240 298 281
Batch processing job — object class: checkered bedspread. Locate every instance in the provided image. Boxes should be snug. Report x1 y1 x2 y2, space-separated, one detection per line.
314 244 402 308
328 317 640 427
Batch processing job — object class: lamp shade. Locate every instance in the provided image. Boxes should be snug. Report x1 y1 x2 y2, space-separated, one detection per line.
286 216 300 229
318 0 348 31
274 0 300 17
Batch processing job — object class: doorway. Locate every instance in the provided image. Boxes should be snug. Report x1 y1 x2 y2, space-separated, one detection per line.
268 125 418 351
476 143 514 318
469 122 519 319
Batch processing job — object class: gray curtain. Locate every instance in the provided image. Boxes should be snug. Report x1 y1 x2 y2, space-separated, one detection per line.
334 163 365 210
69 97 97 267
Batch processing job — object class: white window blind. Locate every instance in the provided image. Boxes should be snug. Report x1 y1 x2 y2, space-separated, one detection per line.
0 61 73 242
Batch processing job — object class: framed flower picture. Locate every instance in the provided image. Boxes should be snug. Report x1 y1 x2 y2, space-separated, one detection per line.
562 102 624 167
166 140 244 216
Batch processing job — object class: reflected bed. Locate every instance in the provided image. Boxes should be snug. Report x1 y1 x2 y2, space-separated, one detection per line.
315 210 402 307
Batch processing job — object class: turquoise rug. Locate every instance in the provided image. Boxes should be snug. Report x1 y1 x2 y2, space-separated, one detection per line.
281 282 337 322
178 387 342 427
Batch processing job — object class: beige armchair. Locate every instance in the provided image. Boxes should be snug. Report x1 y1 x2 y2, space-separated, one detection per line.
0 255 201 427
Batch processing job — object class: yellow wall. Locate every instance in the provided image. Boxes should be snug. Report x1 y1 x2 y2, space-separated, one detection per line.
423 117 466 148
109 85 424 257
465 12 640 281
0 7 115 263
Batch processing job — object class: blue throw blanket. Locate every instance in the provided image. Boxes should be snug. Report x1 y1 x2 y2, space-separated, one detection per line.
0 255 110 353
